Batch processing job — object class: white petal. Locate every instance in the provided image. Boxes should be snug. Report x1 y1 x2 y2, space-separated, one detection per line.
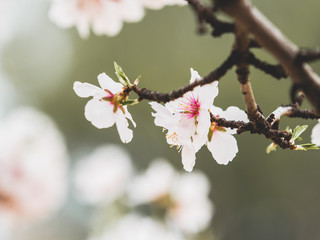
192 133 206 152
210 106 223 117
84 99 115 129
270 106 292 120
73 81 101 98
189 68 201 83
222 106 249 134
223 106 248 122
97 73 123 93
124 106 136 128
150 102 174 129
198 81 219 109
181 143 196 172
196 109 210 137
311 120 320 146
120 0 144 22
114 110 133 143
207 131 238 165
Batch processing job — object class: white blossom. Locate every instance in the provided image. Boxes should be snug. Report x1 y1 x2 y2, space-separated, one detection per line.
74 73 136 143
128 160 214 234
49 0 144 38
89 213 185 240
311 120 320 146
207 106 248 165
150 68 218 171
142 0 187 10
0 107 68 225
74 145 133 205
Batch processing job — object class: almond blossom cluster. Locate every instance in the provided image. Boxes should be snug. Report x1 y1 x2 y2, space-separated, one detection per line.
150 69 248 171
49 0 186 38
74 65 248 172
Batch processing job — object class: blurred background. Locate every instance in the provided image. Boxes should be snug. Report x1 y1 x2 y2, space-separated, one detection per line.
1 0 320 239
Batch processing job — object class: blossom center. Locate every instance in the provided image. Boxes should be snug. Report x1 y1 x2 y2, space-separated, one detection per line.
178 94 200 119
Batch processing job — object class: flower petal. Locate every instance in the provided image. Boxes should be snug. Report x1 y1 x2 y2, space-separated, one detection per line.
189 68 201 83
124 106 136 128
114 110 133 143
97 73 123 93
311 120 320 146
73 81 101 98
196 108 210 137
198 81 219 109
181 143 196 172
207 131 238 165
84 99 115 129
222 106 248 134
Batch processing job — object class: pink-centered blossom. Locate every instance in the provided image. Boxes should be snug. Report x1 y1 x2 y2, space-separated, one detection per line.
151 68 247 171
150 68 218 171
73 73 136 143
49 0 144 38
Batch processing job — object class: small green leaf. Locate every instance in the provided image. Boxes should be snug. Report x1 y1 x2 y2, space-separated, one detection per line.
295 143 319 151
266 142 277 154
291 125 308 142
114 62 132 87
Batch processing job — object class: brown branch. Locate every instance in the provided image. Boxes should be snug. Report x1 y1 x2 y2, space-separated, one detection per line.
214 0 320 115
210 114 294 149
186 0 234 37
247 52 287 79
287 109 320 120
296 48 320 63
132 51 239 103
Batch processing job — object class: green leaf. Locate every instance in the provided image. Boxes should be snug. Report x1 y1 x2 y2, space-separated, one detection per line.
266 142 277 154
295 143 319 151
134 75 141 86
291 125 308 142
114 62 132 87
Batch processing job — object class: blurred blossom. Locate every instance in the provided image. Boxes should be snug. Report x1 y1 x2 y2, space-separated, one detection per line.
89 213 185 240
142 0 187 10
74 145 133 205
311 120 320 146
128 159 214 234
49 0 145 38
0 107 68 225
48 0 186 38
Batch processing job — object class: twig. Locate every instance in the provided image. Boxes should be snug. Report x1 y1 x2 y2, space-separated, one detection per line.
132 51 239 102
247 52 287 79
296 48 320 63
186 0 234 37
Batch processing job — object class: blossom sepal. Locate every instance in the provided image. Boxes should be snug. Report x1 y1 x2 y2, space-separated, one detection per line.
121 99 140 106
114 62 133 87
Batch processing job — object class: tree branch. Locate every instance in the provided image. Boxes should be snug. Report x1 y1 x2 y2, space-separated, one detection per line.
214 0 320 114
186 0 234 37
132 51 239 102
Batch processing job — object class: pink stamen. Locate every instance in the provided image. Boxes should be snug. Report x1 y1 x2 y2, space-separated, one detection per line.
177 94 200 119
